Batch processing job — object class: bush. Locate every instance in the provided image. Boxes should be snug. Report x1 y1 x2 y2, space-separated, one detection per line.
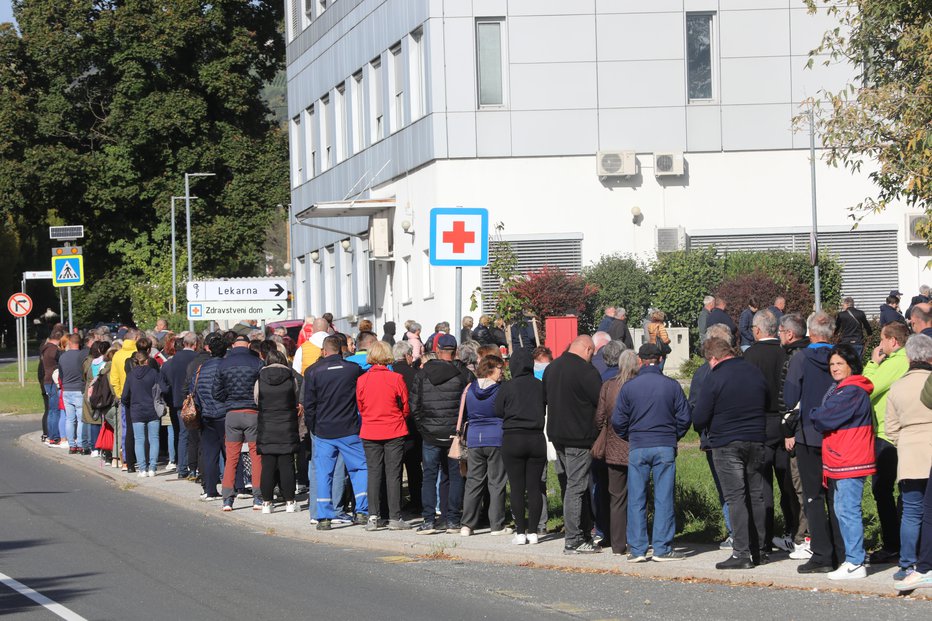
511 266 599 337
583 253 652 327
651 247 725 346
722 250 843 312
677 354 705 380
713 270 814 327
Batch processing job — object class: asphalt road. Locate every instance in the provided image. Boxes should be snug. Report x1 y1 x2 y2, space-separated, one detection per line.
1 414 931 621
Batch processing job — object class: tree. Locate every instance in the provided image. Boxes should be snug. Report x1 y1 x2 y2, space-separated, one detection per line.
511 266 598 334
583 253 652 324
713 271 814 326
804 1 932 240
0 1 288 326
650 247 725 346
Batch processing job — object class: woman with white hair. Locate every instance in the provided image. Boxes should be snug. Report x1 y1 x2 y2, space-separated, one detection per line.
886 333 932 584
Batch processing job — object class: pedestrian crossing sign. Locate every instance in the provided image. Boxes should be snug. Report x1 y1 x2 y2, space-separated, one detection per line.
52 255 84 287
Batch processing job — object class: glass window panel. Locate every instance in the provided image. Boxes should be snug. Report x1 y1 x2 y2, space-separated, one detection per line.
477 22 503 106
686 14 713 101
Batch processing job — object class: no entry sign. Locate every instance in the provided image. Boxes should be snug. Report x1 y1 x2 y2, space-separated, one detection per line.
7 292 33 318
429 208 489 267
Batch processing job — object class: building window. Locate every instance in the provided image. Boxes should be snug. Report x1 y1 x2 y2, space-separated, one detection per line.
335 83 346 162
351 71 364 154
371 57 384 143
304 105 316 178
391 44 404 132
476 19 505 107
401 255 411 303
686 13 715 101
325 246 336 312
356 238 370 308
410 28 427 120
320 94 331 170
342 245 354 316
289 115 303 188
422 250 433 299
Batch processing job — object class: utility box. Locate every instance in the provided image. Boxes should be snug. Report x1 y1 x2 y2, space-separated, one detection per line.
545 316 578 358
630 327 691 376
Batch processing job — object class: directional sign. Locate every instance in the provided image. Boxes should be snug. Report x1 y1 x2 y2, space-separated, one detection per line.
7 292 33 318
429 208 489 267
186 278 289 302
24 271 53 280
52 255 84 287
187 300 288 321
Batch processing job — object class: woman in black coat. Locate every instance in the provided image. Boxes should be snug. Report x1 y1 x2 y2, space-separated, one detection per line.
254 349 303 513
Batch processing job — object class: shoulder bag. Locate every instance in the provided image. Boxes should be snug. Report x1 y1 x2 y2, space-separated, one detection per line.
180 366 203 429
448 387 469 465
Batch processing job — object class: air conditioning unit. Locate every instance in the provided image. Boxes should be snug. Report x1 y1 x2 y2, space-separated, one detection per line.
656 227 688 253
368 213 392 258
907 213 930 245
597 151 637 177
654 152 685 177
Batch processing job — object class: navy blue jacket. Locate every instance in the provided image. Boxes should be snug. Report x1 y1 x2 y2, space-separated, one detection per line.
192 357 226 420
212 347 264 413
879 304 905 327
465 381 502 448
612 365 691 449
783 343 834 447
122 366 160 424
303 353 363 439
691 357 768 448
738 308 755 348
707 307 737 337
159 348 197 408
768 305 784 323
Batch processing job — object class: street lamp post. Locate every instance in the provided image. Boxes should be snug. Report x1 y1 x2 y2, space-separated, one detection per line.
169 195 191 315
185 172 215 331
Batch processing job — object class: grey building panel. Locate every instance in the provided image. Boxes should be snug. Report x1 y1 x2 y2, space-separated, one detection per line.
474 0 508 15
510 63 598 111
439 0 473 18
719 0 790 11
596 12 684 62
720 57 792 105
509 0 594 15
720 9 791 59
511 110 599 156
599 0 684 14
441 17 477 112
791 55 849 102
790 5 839 57
721 104 793 150
686 105 723 152
683 0 719 11
509 15 597 64
446 111 478 158
476 110 512 157
600 107 687 153
598 60 685 109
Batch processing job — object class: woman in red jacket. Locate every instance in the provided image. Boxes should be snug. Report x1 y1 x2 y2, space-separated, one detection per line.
811 344 876 581
357 340 411 531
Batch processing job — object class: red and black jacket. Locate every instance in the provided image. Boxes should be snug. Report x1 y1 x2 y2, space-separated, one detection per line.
811 375 877 484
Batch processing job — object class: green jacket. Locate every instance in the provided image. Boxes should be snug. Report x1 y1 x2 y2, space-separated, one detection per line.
863 347 909 442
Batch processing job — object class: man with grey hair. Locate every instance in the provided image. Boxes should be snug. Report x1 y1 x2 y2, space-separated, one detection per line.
784 311 843 573
599 340 627 382
744 309 797 553
390 340 422 512
698 295 715 344
591 330 612 377
909 302 932 338
159 331 199 476
835 297 872 358
777 313 810 553
768 297 786 323
608 308 634 349
598 306 617 332
905 285 931 321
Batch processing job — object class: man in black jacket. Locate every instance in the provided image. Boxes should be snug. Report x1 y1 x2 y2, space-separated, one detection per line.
778 313 810 552
743 309 797 554
159 332 198 478
544 335 602 554
608 308 634 349
214 334 265 511
392 340 422 511
708 297 737 339
411 334 470 534
835 297 872 358
304 336 366 530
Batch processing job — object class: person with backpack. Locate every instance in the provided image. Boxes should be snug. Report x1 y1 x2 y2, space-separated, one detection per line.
255 349 303 514
122 351 162 477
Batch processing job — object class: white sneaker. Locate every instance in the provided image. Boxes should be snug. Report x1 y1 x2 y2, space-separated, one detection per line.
164 462 176 472
527 533 539 545
261 502 272 514
827 562 867 580
491 527 514 536
137 471 147 478
460 526 473 537
285 501 297 513
511 533 527 545
147 470 155 477
789 539 813 560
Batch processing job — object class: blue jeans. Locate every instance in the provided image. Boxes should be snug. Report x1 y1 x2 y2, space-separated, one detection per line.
900 478 928 568
62 391 84 449
307 440 347 519
132 421 160 472
421 442 464 527
832 477 867 566
627 446 677 557
84 422 101 450
313 435 368 519
45 383 60 441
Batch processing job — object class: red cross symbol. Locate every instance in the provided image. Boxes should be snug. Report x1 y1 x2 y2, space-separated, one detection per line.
442 220 475 254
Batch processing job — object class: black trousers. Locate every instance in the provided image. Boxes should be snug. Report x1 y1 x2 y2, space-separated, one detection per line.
607 463 629 554
762 441 800 543
402 433 423 509
296 436 310 487
501 432 547 535
187 424 201 474
872 438 901 552
796 443 843 567
364 437 406 521
713 441 767 559
41 388 50 436
260 453 296 502
200 416 226 497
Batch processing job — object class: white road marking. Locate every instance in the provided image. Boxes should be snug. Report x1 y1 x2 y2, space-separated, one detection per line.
0 571 88 620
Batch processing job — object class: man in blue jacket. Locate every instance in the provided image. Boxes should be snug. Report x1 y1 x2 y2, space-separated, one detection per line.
305 336 367 530
159 332 197 477
613 343 691 562
693 337 769 569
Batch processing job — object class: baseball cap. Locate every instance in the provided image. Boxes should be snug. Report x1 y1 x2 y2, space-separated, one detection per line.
638 343 662 359
889 289 903 297
436 334 457 350
233 335 250 343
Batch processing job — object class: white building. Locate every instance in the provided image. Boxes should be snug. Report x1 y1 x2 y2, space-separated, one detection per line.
284 0 928 335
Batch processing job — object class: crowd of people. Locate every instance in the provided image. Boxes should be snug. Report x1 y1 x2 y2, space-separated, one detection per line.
34 291 932 592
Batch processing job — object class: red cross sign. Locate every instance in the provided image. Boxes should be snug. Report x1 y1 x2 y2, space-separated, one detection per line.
429 208 489 267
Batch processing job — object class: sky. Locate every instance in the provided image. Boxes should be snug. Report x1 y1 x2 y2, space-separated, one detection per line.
0 1 13 25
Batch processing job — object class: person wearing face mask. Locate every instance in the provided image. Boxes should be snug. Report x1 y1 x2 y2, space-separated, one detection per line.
532 347 553 380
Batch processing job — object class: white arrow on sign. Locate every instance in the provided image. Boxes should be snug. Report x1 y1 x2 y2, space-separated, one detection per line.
186 279 288 302
186 300 288 321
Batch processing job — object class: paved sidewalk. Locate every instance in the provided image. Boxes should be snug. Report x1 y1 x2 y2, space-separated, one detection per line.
20 430 931 600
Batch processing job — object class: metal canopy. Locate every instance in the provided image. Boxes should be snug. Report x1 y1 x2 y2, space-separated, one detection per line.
294 197 395 221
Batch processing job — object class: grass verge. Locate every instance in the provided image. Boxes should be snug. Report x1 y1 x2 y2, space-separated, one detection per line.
0 382 45 415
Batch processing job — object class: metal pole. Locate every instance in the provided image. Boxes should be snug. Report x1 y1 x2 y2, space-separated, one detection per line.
59 289 63 326
17 318 24 387
809 106 822 311
185 174 193 332
171 197 177 314
67 287 73 333
455 267 462 345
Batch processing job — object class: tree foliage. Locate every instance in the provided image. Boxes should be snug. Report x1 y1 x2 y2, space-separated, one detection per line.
651 247 725 344
713 271 814 326
583 253 653 323
722 250 843 311
804 0 932 239
511 266 598 332
0 1 288 328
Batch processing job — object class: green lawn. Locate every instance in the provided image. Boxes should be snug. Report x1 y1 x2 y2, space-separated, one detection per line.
0 360 39 382
0 382 46 415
